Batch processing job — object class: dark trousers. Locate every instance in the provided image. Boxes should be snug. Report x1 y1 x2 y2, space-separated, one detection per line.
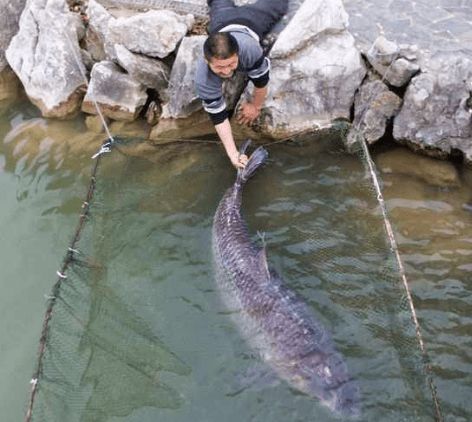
208 0 289 39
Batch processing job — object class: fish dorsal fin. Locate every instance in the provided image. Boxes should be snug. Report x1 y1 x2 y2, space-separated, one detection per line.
256 247 271 281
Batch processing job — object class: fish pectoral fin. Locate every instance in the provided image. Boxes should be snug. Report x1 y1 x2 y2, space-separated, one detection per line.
256 247 271 280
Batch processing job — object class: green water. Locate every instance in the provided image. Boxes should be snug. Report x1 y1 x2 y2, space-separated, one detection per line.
0 103 471 421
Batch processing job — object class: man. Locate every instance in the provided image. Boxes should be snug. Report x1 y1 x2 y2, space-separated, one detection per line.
195 0 288 168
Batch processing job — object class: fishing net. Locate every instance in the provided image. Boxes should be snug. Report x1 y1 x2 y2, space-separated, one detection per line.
24 128 443 421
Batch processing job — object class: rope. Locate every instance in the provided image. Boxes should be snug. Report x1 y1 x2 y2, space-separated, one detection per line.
351 48 444 421
25 18 117 422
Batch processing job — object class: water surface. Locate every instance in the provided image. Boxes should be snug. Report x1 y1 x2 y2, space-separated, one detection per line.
0 104 471 421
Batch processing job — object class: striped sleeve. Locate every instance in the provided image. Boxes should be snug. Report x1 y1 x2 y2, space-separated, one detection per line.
195 57 229 125
202 96 228 125
248 56 270 88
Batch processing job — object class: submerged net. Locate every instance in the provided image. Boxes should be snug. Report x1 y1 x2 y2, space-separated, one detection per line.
24 130 443 421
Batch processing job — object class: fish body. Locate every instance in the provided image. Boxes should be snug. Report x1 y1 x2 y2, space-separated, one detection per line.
212 143 360 417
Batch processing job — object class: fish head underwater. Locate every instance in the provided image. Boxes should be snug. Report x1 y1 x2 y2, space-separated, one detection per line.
283 350 361 418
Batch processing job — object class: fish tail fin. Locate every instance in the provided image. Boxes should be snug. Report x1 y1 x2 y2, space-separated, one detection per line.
237 144 269 184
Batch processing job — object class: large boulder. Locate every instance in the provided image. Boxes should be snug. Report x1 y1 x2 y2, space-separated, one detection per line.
393 52 472 164
82 61 148 121
85 0 113 61
366 36 420 88
6 0 86 119
241 0 365 139
115 44 170 92
107 10 194 59
159 36 206 120
0 0 26 71
346 78 401 147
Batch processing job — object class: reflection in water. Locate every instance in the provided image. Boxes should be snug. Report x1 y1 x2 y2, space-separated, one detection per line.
0 104 471 420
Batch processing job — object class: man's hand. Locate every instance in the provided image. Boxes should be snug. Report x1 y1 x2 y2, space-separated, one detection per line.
237 102 261 126
230 151 249 169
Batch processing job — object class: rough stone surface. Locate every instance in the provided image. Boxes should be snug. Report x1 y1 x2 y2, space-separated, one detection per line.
0 68 21 106
270 0 348 59
6 0 87 118
159 36 205 120
115 44 170 92
347 79 401 146
85 114 110 133
150 109 214 142
0 0 26 72
244 0 365 139
393 52 472 164
376 147 461 188
85 0 113 61
82 61 148 121
366 36 420 87
107 10 194 59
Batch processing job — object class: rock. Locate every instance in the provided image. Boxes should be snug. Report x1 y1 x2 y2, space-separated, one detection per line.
366 36 420 87
82 61 148 121
347 79 401 146
393 52 472 164
107 10 194 59
376 147 461 188
108 119 151 139
85 114 110 133
269 0 348 59
115 44 170 91
159 36 205 119
6 0 87 119
85 0 115 61
149 109 214 142
145 101 161 126
246 0 365 139
0 0 26 72
0 68 21 108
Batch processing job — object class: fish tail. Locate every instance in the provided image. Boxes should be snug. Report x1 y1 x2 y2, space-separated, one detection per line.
237 145 269 185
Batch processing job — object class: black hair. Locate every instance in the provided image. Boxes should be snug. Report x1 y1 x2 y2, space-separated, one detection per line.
203 32 239 61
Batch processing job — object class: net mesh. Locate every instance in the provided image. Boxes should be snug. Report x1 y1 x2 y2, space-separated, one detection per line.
25 133 442 421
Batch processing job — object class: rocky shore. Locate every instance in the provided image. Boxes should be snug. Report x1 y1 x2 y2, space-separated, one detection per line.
1 0 471 164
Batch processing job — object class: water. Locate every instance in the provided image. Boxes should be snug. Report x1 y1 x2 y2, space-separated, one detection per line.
0 103 471 421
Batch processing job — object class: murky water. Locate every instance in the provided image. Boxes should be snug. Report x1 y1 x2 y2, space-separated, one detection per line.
0 103 471 421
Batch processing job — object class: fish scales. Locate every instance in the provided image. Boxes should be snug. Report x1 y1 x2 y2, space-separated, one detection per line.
212 143 360 417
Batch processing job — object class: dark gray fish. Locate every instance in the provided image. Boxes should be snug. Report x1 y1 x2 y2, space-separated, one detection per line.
212 141 360 418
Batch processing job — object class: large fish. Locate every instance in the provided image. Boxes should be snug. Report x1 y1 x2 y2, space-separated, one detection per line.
212 141 360 417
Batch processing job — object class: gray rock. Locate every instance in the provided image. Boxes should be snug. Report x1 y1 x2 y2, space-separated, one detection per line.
347 79 401 146
6 0 87 118
82 61 148 121
0 0 26 72
85 0 113 61
376 147 460 188
393 52 472 164
270 0 348 59
107 10 194 59
245 0 365 139
160 36 205 120
115 44 170 91
366 36 420 87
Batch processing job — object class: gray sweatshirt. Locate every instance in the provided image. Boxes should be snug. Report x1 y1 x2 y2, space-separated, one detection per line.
195 25 270 125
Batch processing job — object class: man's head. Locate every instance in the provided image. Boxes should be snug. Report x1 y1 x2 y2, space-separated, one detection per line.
204 32 239 78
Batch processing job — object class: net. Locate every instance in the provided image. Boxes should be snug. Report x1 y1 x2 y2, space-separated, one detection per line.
24 131 443 421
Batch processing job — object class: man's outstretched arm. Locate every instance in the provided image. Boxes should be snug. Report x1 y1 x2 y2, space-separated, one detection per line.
214 118 248 168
